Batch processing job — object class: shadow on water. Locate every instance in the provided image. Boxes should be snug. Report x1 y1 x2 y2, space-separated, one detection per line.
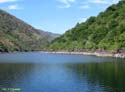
67 61 125 92
0 63 36 87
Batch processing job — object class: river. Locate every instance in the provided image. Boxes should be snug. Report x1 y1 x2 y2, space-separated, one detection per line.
0 52 125 92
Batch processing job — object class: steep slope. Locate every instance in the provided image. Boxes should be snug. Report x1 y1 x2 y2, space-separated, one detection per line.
49 0 125 52
0 9 58 52
37 30 60 42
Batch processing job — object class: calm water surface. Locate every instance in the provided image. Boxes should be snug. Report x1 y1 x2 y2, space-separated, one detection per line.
0 52 125 92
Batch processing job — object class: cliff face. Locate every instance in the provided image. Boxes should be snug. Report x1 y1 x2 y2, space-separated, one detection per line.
0 10 58 52
49 1 125 51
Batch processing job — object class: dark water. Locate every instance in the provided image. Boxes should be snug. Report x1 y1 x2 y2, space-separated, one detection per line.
0 52 125 92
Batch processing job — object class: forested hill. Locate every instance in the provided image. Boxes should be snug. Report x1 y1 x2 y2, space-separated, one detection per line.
0 9 59 52
49 0 125 52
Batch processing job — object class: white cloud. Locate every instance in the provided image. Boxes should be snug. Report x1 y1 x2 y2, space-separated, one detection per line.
113 0 120 4
79 5 90 9
0 0 17 3
57 4 70 8
8 4 21 10
57 0 76 8
58 0 75 3
57 0 120 9
78 17 88 23
89 0 109 4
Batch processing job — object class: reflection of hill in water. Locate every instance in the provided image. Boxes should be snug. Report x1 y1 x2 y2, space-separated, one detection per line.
0 55 125 92
69 62 125 92
0 63 36 87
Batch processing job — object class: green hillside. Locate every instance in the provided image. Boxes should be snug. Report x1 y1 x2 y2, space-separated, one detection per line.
0 9 59 52
49 0 125 52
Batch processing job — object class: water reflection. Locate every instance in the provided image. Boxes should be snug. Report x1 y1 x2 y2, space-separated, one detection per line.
0 64 35 88
0 53 125 92
68 61 125 92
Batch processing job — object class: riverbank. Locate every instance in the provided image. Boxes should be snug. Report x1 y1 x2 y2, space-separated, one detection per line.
0 50 125 58
40 51 125 58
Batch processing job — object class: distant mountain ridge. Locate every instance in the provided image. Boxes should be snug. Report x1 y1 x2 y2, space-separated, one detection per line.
49 0 125 52
37 29 60 42
0 9 59 52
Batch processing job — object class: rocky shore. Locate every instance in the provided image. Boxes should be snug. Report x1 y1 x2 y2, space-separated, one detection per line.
41 51 125 58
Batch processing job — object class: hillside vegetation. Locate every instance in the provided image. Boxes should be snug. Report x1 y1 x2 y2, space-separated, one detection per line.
0 10 59 52
49 1 125 52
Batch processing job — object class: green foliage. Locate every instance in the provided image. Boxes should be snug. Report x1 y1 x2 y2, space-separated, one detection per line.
0 9 58 52
49 1 125 51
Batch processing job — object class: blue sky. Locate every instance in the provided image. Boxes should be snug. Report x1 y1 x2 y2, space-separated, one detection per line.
0 0 120 34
